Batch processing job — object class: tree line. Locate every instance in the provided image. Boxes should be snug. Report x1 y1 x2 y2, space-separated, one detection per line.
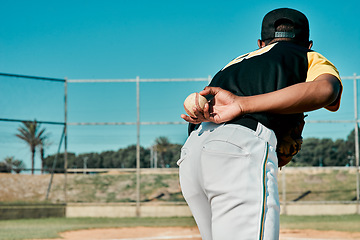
290 129 357 167
37 128 360 171
0 120 359 174
43 137 182 173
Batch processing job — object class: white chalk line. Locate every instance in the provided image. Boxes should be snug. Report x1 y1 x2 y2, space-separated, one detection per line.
107 235 201 240
106 235 352 240
82 235 353 240
281 238 351 240
110 237 347 240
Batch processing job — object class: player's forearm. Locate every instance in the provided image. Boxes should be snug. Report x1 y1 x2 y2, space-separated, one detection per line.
241 74 341 114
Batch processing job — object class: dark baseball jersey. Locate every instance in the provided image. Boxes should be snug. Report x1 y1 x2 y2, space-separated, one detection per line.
208 41 342 132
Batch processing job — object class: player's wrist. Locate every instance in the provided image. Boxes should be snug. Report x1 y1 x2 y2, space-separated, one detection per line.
236 96 251 115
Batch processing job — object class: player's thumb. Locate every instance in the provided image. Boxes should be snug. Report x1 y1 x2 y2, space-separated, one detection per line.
200 86 221 97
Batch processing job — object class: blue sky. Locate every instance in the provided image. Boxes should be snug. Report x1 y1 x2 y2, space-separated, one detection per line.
0 0 359 169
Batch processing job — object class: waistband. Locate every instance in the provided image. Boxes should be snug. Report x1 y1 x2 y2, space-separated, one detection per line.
198 119 277 148
227 117 258 132
189 117 259 135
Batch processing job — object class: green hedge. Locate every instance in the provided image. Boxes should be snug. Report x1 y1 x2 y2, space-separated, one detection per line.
0 203 65 220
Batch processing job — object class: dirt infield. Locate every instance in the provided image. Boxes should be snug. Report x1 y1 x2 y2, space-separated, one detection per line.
280 229 360 239
33 227 360 240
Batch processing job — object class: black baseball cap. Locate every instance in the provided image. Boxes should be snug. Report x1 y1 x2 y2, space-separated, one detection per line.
261 8 309 43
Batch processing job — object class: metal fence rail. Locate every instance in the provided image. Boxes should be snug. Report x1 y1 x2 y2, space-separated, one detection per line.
1 72 359 216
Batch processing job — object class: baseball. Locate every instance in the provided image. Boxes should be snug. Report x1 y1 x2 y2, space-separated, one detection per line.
183 92 208 118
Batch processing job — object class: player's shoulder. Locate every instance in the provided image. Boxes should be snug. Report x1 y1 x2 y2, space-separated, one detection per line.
222 44 277 71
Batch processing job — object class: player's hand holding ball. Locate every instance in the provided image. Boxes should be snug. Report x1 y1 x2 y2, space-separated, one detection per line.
183 92 208 118
181 87 244 124
181 92 209 124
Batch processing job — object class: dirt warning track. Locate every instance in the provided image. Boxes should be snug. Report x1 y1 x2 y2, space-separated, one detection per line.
32 227 360 240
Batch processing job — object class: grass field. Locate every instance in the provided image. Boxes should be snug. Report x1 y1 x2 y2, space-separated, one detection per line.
0 215 360 240
1 217 195 240
0 169 359 239
278 168 358 201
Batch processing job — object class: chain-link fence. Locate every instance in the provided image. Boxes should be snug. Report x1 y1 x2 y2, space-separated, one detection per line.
0 72 359 216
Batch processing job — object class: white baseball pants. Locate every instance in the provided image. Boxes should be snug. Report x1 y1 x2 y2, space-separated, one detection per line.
178 122 280 240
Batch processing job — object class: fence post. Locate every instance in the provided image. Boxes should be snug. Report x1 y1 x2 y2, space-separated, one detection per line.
354 73 360 214
64 77 68 203
136 76 141 217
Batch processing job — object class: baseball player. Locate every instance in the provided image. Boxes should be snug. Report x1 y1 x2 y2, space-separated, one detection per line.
178 8 342 240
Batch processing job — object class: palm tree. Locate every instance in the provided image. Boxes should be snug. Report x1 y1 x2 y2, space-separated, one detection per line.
12 159 26 174
15 120 47 175
4 156 15 172
3 156 26 174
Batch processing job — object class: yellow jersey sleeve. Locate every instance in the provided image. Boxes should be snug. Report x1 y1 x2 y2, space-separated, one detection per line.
306 52 342 111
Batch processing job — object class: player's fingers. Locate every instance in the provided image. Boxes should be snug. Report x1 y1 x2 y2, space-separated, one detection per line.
180 114 202 124
192 107 206 121
200 86 221 96
202 102 211 119
195 104 222 124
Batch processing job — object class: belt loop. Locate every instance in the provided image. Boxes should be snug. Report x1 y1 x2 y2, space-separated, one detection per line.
256 122 277 148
